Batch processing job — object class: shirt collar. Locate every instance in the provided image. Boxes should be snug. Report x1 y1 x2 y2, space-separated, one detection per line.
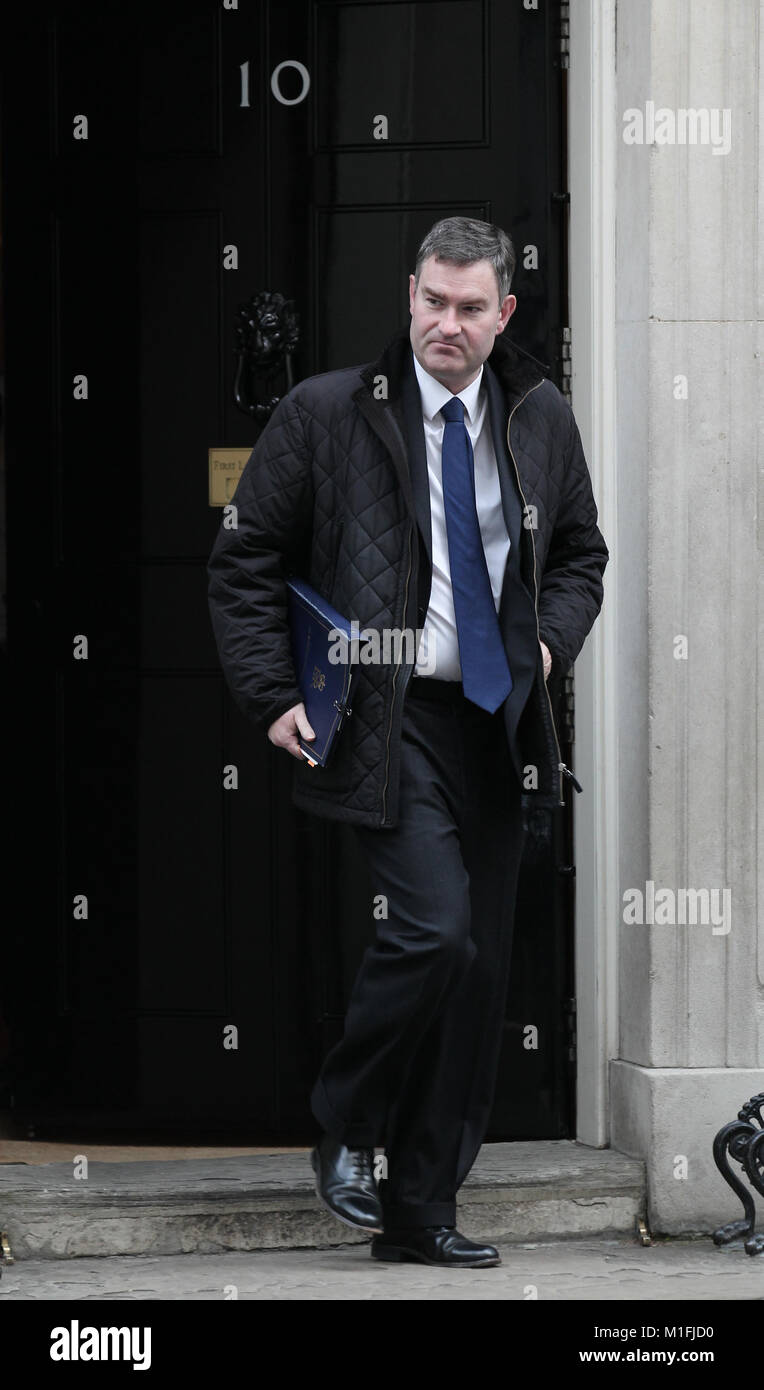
412 351 484 424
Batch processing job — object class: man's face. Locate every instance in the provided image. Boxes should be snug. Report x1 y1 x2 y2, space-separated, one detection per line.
408 255 516 392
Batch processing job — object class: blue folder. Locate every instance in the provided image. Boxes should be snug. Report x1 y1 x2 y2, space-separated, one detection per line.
286 577 357 768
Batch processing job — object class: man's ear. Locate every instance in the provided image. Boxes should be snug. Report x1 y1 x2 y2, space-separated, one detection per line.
408 273 417 315
496 293 517 334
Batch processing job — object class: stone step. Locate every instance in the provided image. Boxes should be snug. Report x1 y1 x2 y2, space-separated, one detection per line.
0 1140 646 1261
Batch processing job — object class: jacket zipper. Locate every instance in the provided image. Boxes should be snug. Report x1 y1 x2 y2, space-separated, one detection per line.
505 381 565 805
381 522 414 824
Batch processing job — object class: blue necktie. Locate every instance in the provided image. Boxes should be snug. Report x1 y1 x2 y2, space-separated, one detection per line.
440 397 513 712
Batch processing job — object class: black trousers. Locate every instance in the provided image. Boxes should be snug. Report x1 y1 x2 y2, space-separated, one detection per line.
310 675 526 1230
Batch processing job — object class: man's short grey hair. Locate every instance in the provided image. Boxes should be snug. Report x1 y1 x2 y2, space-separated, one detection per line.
414 217 516 302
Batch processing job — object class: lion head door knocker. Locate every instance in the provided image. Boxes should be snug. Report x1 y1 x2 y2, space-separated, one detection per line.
233 291 300 421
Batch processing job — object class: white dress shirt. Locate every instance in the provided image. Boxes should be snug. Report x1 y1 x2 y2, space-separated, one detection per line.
412 353 510 680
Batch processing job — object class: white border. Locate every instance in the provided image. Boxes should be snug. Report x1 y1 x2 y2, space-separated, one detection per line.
568 0 620 1146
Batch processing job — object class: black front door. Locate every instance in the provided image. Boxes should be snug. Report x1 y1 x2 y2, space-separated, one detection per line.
2 0 574 1139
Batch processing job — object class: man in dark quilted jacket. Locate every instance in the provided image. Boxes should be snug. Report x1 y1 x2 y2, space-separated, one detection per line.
208 216 608 1268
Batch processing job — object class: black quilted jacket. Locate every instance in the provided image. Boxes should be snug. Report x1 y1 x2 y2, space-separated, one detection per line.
207 326 608 828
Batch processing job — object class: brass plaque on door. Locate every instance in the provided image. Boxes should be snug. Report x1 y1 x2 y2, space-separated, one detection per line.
208 447 252 506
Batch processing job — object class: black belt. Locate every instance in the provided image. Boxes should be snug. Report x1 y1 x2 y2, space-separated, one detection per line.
407 676 467 703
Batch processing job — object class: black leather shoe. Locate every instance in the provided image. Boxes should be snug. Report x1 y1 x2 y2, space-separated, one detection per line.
310 1133 383 1233
371 1225 501 1267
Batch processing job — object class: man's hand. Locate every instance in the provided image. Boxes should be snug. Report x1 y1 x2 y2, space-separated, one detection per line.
539 641 552 682
268 702 316 760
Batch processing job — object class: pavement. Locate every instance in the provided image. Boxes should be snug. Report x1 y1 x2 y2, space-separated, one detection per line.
2 1230 762 1300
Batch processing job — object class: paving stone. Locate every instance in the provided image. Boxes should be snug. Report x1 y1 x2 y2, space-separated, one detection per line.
1 1233 761 1301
